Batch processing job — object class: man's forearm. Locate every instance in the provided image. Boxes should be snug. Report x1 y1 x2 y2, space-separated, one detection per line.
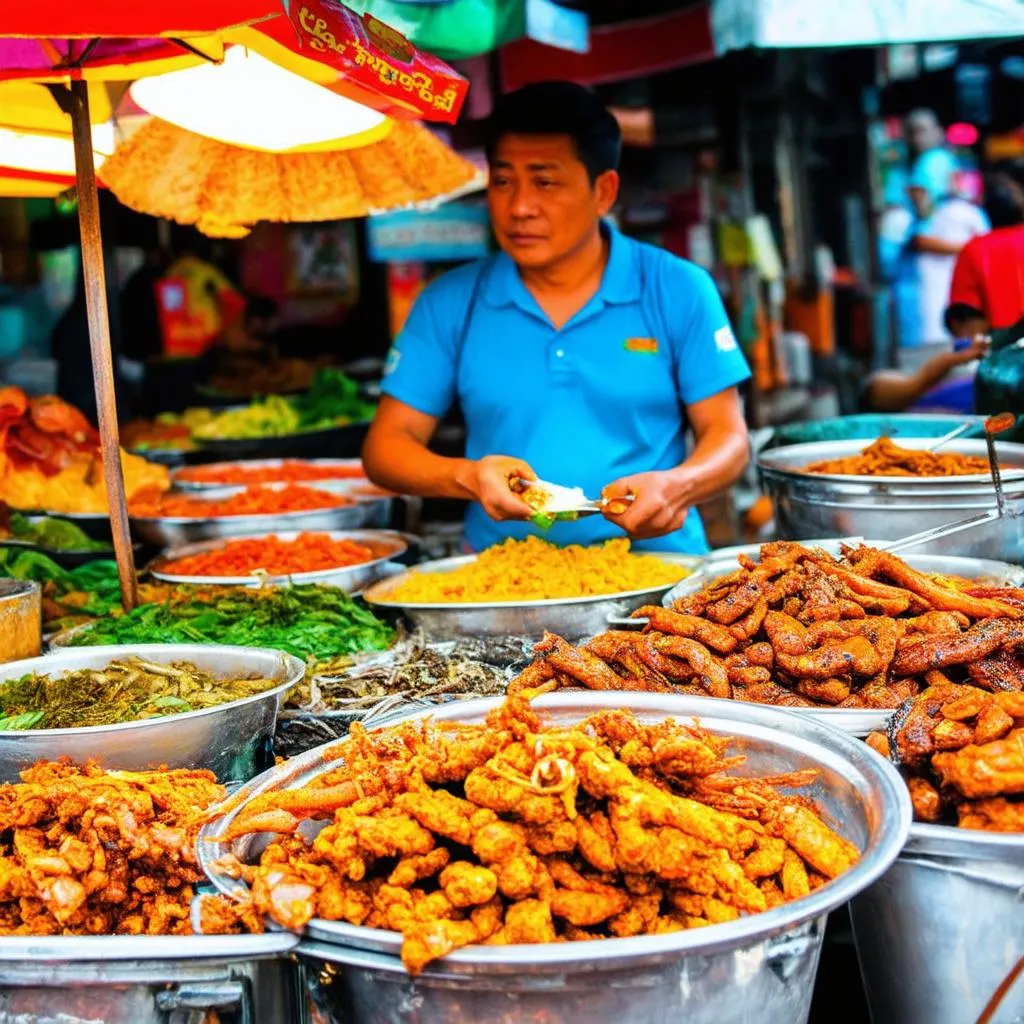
363 429 477 500
668 426 749 506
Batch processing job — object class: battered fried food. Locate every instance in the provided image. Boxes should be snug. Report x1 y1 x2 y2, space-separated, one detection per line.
804 436 992 477
870 687 1024 831
515 543 1024 710
0 761 225 935
206 698 859 973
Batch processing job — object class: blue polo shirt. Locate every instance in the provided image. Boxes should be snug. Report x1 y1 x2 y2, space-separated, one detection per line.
381 226 750 553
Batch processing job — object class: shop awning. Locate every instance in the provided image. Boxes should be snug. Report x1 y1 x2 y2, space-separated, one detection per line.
712 0 1024 50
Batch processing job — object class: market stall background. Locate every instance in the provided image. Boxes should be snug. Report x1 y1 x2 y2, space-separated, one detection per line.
0 1 1022 1021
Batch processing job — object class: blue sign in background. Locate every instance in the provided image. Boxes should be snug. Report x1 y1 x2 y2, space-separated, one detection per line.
368 203 491 262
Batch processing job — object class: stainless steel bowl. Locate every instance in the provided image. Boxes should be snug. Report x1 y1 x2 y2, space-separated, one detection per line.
171 458 365 491
203 691 910 1024
361 552 703 640
655 549 1024 736
850 824 1024 1024
0 644 304 783
757 438 1024 557
130 483 391 546
0 933 301 1024
147 529 407 590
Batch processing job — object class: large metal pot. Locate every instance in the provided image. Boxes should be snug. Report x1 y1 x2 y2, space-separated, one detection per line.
202 692 912 1024
849 825 1024 1024
757 438 1024 560
0 934 304 1024
0 644 304 783
361 553 703 640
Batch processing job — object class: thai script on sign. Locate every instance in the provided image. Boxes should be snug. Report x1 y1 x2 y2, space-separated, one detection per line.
296 6 458 114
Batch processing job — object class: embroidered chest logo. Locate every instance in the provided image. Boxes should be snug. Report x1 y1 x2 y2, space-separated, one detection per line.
624 337 659 354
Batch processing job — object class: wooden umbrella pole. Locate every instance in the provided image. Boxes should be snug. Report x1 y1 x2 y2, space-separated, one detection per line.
66 81 139 610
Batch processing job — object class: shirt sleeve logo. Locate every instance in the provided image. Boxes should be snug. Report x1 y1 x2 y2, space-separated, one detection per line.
714 326 739 352
384 345 401 376
624 337 659 354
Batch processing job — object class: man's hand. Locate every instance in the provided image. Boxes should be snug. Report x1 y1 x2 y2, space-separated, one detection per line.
602 469 692 540
948 337 989 365
460 455 537 522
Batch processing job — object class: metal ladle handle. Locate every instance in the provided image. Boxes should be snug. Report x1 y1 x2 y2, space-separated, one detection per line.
983 413 1015 517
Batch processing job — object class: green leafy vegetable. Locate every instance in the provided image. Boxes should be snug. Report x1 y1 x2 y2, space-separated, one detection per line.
68 584 394 663
0 710 44 731
7 513 108 552
529 510 580 530
291 368 376 428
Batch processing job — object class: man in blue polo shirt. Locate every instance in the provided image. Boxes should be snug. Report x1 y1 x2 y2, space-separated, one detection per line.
364 81 750 554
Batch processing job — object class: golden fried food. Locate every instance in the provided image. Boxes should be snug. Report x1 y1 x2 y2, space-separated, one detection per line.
507 543 1024 710
204 697 859 973
804 437 992 477
385 536 689 604
869 686 1024 831
0 761 225 935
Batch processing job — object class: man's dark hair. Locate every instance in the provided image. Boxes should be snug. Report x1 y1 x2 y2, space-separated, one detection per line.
984 167 1024 228
485 81 622 182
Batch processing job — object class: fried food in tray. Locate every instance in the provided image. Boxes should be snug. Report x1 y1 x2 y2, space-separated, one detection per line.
804 436 992 477
506 542 1024 710
866 686 1023 832
0 761 224 935
201 696 859 974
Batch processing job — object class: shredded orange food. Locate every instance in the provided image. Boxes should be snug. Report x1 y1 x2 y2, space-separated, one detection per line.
386 536 690 603
804 437 992 477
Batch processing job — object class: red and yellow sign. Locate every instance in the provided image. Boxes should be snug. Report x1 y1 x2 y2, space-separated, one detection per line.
283 0 468 124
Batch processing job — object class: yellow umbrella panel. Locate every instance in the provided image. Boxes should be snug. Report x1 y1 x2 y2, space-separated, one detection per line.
100 116 484 237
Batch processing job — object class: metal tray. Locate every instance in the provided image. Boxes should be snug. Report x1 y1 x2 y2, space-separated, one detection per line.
147 529 407 589
172 457 365 491
200 691 911 975
195 421 371 461
361 552 703 640
130 483 391 546
0 644 304 783
652 548 1024 736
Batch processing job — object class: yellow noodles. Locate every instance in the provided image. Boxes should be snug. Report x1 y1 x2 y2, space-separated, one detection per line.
388 536 689 603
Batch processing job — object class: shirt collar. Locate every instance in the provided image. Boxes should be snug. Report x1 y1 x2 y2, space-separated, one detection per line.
482 221 641 312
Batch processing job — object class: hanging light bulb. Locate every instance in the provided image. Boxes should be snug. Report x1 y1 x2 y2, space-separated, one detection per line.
129 47 391 154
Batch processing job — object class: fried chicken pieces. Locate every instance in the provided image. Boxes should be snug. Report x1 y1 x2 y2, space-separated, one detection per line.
867 687 1024 831
507 543 1024 711
203 697 859 974
0 760 224 935
803 436 992 477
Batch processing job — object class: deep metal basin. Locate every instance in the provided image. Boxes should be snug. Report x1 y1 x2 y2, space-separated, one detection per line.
202 691 911 1024
0 644 304 783
0 933 302 1024
850 824 1024 1024
757 438 1024 559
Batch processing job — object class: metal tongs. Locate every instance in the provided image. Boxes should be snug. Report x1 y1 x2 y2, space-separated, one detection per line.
512 477 635 518
884 412 1019 555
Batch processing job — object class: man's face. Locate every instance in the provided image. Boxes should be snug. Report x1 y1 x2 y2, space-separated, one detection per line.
908 185 931 219
487 133 618 271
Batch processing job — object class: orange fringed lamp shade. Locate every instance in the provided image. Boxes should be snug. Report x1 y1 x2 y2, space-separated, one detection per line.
100 116 482 238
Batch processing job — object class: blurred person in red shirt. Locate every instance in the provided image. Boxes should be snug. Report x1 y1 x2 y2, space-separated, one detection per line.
946 169 1024 338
